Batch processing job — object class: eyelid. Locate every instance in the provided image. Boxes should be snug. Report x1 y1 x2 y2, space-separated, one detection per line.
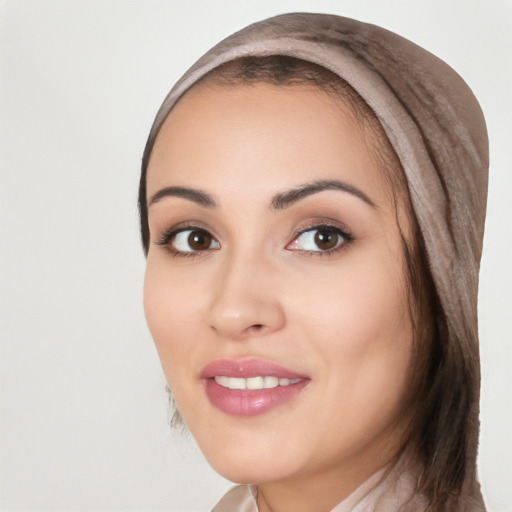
154 220 215 243
153 219 353 257
155 223 220 257
286 221 354 254
292 219 353 239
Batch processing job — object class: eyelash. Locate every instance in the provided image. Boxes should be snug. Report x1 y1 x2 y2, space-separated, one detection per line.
289 222 354 257
155 222 354 258
156 225 216 258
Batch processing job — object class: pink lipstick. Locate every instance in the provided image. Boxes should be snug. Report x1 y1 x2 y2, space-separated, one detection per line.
200 359 309 416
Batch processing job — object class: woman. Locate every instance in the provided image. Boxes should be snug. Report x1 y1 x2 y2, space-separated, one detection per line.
139 13 488 512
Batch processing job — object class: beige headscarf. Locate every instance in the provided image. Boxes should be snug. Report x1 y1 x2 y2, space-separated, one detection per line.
141 12 488 511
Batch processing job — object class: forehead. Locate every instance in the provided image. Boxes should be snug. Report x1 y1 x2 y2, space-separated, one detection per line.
146 82 390 208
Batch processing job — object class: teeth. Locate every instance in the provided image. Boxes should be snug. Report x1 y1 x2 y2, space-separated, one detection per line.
246 376 264 389
228 377 246 390
215 376 230 388
264 376 279 388
214 376 301 390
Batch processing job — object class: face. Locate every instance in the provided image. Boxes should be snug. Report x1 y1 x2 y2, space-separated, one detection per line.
144 82 414 491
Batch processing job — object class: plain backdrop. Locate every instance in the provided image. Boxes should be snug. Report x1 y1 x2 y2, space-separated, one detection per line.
1 1 511 511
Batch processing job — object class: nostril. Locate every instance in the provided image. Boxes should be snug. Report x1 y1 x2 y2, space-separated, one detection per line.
207 297 286 339
246 324 265 335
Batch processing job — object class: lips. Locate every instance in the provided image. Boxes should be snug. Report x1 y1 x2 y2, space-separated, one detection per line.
200 359 310 416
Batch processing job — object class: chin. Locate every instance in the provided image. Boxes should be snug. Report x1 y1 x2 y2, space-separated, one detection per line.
207 455 294 485
190 425 304 485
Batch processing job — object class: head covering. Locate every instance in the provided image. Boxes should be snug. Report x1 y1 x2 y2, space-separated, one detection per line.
142 12 488 511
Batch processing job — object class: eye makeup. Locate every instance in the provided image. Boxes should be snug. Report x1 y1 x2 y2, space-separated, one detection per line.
287 222 353 256
154 217 355 260
286 219 354 258
156 224 220 258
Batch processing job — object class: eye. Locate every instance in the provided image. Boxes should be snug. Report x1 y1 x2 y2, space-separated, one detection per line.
287 225 350 253
159 228 220 255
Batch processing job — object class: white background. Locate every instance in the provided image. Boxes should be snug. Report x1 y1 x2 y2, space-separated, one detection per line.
0 1 511 511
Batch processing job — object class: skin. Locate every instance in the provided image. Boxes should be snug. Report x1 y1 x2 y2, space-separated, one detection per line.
144 82 415 512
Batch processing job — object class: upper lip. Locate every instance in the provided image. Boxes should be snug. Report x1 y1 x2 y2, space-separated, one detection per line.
200 358 308 380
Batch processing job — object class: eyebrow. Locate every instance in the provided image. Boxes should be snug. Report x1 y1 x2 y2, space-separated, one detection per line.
147 179 376 211
147 186 217 208
270 179 377 210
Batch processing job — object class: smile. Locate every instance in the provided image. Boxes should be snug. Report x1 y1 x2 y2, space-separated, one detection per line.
201 359 310 416
214 376 302 390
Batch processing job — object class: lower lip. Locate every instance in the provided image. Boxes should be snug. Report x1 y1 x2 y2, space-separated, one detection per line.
204 378 309 416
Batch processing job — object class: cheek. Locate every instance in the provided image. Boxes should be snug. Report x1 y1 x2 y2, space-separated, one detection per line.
293 247 409 340
143 256 202 389
291 259 413 462
288 247 413 409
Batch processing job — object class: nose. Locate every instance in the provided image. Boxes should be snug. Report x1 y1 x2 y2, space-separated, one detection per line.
206 253 286 340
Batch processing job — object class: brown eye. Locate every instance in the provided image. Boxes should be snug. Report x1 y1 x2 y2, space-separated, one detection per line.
188 230 213 251
170 229 220 253
287 225 349 253
314 229 339 251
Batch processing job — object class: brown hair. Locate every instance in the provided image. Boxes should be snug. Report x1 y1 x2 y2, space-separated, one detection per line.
139 56 472 511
